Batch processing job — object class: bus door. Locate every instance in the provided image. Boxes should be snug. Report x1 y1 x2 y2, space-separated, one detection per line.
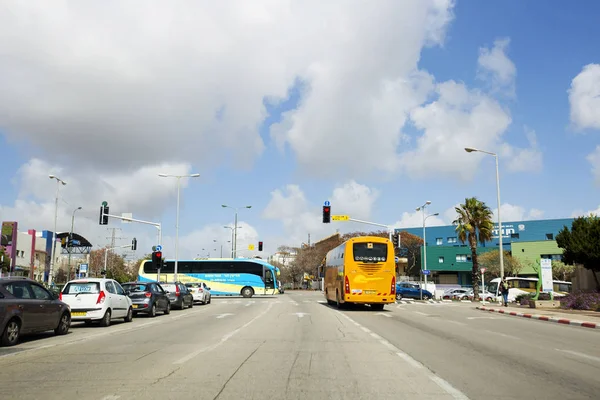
263 268 275 295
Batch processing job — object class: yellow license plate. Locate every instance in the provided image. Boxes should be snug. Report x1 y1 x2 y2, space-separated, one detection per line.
71 312 86 317
365 290 376 295
132 304 138 308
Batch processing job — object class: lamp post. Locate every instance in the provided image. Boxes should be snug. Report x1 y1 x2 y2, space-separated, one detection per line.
465 147 504 279
158 173 200 282
221 205 251 258
416 201 439 300
67 206 82 280
48 175 67 286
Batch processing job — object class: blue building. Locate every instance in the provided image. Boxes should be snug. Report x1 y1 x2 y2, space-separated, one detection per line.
397 218 574 286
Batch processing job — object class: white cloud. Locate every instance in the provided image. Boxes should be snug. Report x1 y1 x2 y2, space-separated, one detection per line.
571 205 600 218
493 203 544 222
569 63 600 130
176 221 259 259
262 181 380 245
398 80 512 180
500 126 543 173
586 145 600 185
477 37 516 96
392 210 446 229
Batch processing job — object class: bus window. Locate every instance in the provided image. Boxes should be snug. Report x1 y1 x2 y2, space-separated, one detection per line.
264 269 274 289
353 242 388 263
487 282 499 295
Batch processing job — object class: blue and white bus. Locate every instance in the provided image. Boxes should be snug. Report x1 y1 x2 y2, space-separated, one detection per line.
138 258 280 298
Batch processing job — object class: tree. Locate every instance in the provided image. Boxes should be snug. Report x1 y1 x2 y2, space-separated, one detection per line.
551 260 575 282
556 215 600 290
0 247 10 273
453 197 494 301
55 269 68 284
478 250 523 280
398 231 424 276
88 248 131 281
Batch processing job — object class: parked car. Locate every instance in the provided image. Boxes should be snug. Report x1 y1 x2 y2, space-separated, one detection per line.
396 282 433 300
122 281 171 317
442 288 471 300
185 282 211 305
60 278 133 326
160 282 193 309
0 277 71 346
461 289 497 302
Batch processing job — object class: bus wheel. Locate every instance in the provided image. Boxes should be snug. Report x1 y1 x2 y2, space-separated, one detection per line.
336 291 344 309
241 286 254 298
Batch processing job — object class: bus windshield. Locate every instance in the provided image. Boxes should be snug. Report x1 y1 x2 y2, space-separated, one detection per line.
353 242 388 263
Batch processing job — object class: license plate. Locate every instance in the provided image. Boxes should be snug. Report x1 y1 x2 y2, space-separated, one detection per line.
132 304 138 309
71 311 86 317
365 290 376 295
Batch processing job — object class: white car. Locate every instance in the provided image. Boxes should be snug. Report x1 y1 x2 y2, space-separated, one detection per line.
185 282 212 305
60 278 133 326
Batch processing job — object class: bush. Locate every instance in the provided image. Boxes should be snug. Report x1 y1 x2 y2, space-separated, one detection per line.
516 292 551 305
560 291 600 311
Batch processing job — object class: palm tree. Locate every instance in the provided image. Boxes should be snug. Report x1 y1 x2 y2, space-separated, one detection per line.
453 197 494 301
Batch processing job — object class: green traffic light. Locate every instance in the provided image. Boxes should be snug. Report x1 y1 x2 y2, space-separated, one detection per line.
102 201 108 206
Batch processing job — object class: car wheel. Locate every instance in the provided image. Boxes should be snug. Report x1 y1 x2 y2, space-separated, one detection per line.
54 312 71 335
149 303 157 317
124 307 133 322
164 302 171 315
1 319 21 346
189 299 193 308
100 309 111 327
207 296 211 304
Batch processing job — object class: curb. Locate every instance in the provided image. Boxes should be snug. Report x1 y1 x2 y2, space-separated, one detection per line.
476 306 600 330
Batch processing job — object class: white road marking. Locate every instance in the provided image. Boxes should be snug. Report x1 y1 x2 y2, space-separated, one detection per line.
173 302 274 365
375 312 391 318
483 330 519 340
216 313 234 319
336 311 470 400
100 396 121 400
414 311 431 316
293 312 309 318
555 349 600 364
467 316 497 320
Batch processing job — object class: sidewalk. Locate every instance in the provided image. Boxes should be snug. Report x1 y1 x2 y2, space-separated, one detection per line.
476 303 600 330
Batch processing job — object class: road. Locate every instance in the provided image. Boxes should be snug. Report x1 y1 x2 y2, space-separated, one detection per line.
0 292 598 400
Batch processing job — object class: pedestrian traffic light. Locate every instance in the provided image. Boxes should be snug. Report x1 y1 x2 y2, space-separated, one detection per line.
258 241 263 251
131 238 137 251
99 203 109 225
392 232 399 248
152 250 162 270
322 206 331 223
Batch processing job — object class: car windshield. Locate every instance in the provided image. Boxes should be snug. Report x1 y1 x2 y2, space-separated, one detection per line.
63 282 100 294
122 284 148 292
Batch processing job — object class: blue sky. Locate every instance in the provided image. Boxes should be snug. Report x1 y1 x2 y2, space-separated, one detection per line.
1 1 599 261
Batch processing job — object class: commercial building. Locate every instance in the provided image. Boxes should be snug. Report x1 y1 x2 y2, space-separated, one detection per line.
397 218 574 286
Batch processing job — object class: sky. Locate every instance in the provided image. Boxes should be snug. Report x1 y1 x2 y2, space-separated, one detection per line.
1 0 600 262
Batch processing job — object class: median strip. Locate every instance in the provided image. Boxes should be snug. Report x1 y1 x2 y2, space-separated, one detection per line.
476 306 600 330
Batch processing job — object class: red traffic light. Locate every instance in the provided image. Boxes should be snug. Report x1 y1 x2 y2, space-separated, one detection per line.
324 207 330 212
156 251 162 259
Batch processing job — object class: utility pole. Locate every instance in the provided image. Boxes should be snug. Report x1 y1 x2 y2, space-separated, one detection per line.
106 228 124 274
308 233 311 247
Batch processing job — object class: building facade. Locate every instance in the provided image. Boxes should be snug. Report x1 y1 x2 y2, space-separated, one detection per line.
397 218 574 286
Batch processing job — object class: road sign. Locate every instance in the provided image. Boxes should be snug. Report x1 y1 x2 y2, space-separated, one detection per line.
331 215 349 221
324 200 330 206
422 270 431 276
248 244 255 250
156 245 162 252
480 268 486 273
79 264 88 273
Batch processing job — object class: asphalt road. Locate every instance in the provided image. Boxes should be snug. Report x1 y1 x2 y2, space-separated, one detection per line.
0 292 598 400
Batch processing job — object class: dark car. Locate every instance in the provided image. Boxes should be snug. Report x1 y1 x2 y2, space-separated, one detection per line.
0 277 71 346
122 281 171 317
160 282 193 310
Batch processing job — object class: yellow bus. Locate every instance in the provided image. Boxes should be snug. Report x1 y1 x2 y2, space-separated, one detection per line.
323 235 396 310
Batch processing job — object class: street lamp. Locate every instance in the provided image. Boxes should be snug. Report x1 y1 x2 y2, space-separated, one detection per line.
48 175 67 286
67 206 82 280
416 201 438 300
465 147 504 279
223 226 241 258
158 173 201 281
221 205 251 258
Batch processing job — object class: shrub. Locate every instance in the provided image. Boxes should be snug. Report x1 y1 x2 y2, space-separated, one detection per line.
560 291 600 311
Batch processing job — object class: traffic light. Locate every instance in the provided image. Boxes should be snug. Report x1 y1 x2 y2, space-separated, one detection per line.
131 238 137 251
152 250 162 270
322 206 331 223
99 203 109 225
392 232 399 248
258 241 263 251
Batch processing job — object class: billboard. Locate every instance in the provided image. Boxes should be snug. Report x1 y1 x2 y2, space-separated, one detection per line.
1 221 18 272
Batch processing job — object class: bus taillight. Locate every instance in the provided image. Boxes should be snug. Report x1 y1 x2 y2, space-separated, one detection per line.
344 276 350 294
391 276 396 295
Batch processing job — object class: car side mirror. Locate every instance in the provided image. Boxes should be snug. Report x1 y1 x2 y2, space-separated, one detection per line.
125 290 131 296
207 287 211 291
165 290 170 294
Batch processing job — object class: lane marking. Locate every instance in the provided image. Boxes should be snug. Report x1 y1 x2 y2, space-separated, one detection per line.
100 396 121 400
216 313 234 319
414 311 431 316
293 312 309 318
467 316 497 320
483 330 519 340
336 311 470 400
173 302 274 365
555 349 600 364
375 312 391 318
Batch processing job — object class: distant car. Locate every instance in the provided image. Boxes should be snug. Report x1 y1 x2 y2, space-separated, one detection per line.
122 281 171 317
0 277 71 346
160 282 193 309
442 288 471 300
396 282 433 300
185 282 211 305
60 278 133 326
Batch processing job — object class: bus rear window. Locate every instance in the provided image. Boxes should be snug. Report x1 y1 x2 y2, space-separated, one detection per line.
353 242 388 263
